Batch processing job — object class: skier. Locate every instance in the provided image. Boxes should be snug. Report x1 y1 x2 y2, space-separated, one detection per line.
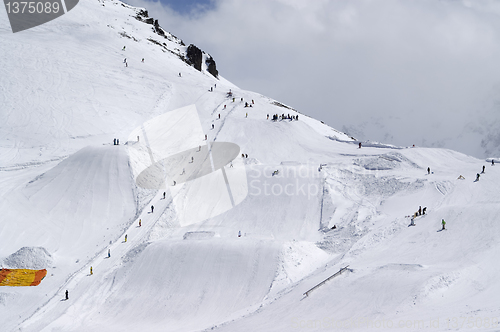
224 105 226 109
359 142 362 149
296 115 299 121
90 266 93 275
482 165 485 174
245 154 248 158
246 113 248 118
108 249 110 258
427 167 431 175
441 219 446 230
492 160 495 166
122 46 126 51
151 205 154 213
139 219 141 227
191 156 194 163
65 290 69 300
125 234 127 242
476 173 480 181
179 72 181 77
418 206 422 216
205 134 207 140
163 192 166 199
173 181 176 186
218 114 220 119
423 207 427 215
267 114 269 120
210 87 213 92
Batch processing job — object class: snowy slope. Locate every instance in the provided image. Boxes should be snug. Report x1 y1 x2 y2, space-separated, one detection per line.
1 0 500 331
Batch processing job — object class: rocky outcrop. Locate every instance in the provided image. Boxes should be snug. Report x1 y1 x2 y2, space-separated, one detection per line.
206 55 218 78
186 44 203 71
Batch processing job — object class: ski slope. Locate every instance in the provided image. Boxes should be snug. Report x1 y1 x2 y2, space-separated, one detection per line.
1 0 500 331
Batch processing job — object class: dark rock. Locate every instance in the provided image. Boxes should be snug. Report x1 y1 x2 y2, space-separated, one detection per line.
186 44 202 71
206 55 218 78
154 20 164 36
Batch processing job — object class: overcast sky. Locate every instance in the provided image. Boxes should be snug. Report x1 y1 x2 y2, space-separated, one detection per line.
123 0 500 158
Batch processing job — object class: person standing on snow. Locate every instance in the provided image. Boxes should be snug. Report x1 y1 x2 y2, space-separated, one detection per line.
151 205 154 213
65 290 69 300
418 206 422 216
492 160 495 166
428 167 431 175
90 266 93 275
476 173 480 181
139 219 141 227
163 192 166 199
441 219 446 230
482 165 485 174
108 249 111 258
125 234 127 242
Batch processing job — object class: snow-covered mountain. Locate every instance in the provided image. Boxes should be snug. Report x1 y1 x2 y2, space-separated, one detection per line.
1 0 499 331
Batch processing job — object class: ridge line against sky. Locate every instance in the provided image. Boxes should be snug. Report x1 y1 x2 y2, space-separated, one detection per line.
122 0 500 158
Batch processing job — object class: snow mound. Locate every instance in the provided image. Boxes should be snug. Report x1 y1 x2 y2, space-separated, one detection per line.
2 247 52 270
183 231 216 240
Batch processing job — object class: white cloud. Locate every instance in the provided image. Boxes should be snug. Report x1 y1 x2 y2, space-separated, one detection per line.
125 0 500 157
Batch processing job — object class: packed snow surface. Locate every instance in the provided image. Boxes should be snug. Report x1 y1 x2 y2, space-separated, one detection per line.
0 0 499 331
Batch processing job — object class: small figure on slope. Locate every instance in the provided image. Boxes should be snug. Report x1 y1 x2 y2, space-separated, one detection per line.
441 219 446 230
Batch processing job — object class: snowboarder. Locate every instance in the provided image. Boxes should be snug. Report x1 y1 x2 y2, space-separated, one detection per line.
90 266 93 275
476 173 480 181
427 167 431 175
124 234 127 242
139 219 141 227
65 290 69 300
482 165 485 174
441 219 446 230
122 46 126 51
108 249 110 258
191 156 194 163
151 205 154 213
163 192 166 199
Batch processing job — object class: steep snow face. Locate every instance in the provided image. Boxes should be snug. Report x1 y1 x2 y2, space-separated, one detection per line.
1 0 500 331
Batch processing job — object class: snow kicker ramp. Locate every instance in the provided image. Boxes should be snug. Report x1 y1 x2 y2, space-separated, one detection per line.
0 269 47 286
